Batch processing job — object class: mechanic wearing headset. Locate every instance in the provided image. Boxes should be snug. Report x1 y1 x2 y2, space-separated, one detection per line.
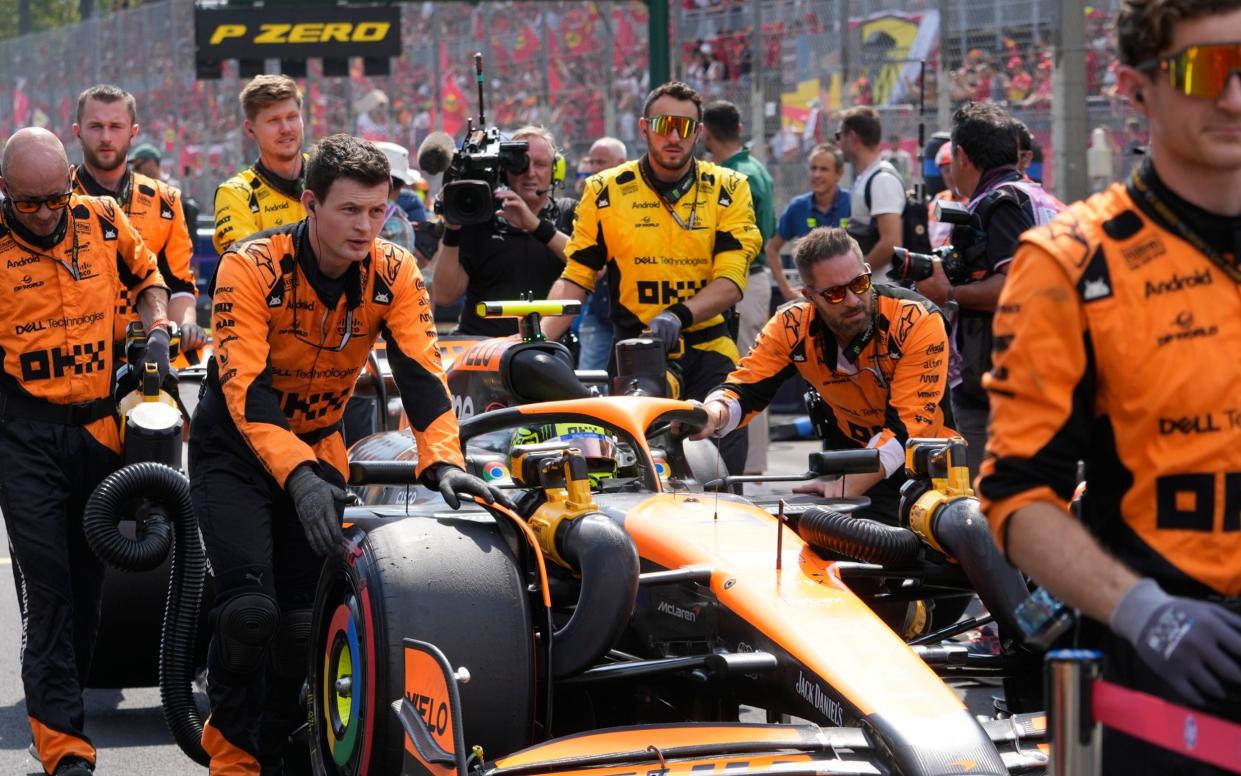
191 135 504 775
72 84 206 353
694 227 955 525
0 128 169 776
542 81 763 477
979 0 1241 770
213 74 308 255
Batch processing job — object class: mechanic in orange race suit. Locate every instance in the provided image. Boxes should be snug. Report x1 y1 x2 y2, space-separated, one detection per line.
71 84 206 353
0 128 169 776
978 0 1241 771
694 227 956 525
213 74 308 255
190 134 506 776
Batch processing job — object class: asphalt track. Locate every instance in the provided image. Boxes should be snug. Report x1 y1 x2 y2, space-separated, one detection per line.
0 436 996 775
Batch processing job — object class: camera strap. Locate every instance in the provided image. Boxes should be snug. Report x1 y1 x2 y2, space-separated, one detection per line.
1129 165 1241 284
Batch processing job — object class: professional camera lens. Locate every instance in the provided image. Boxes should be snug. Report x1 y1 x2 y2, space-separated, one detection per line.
888 247 937 283
442 180 495 226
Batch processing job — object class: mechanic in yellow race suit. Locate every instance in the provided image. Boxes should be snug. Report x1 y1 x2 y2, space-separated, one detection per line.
0 128 169 776
71 84 205 352
542 81 762 476
979 2 1241 770
191 135 505 775
694 227 956 524
213 74 308 255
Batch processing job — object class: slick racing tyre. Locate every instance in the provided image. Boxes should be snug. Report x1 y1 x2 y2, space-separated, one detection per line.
310 515 536 775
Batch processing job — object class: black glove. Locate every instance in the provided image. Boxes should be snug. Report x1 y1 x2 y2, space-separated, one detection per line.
143 327 171 382
436 464 511 511
179 322 209 354
286 465 349 556
1112 579 1241 706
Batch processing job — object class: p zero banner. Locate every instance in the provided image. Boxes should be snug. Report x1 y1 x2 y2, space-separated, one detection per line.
195 5 401 79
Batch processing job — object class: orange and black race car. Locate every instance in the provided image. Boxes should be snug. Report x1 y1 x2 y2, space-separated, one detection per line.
307 385 1050 776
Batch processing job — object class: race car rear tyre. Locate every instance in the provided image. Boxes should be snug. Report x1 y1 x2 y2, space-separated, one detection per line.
309 516 536 775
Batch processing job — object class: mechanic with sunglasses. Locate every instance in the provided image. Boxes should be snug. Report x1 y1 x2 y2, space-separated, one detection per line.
980 1 1241 770
542 81 763 477
191 135 504 774
694 227 956 525
0 128 169 776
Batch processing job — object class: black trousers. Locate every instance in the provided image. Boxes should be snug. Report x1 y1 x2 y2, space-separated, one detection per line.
189 407 338 772
0 418 119 773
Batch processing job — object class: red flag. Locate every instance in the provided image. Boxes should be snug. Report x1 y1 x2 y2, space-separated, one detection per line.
13 77 29 126
513 21 539 64
440 75 468 137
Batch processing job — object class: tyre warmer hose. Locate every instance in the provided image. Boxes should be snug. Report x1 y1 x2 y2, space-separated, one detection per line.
84 462 209 766
552 514 640 678
794 507 921 567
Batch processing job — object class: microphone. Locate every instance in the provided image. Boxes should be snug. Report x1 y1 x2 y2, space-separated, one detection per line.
416 131 456 176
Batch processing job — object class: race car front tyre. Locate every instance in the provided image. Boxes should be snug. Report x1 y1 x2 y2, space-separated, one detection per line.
309 515 536 775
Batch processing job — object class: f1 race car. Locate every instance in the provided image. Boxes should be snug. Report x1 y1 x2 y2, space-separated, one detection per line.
310 393 1050 776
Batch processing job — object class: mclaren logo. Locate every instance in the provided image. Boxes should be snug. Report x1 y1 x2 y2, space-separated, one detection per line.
208 22 392 46
656 600 696 623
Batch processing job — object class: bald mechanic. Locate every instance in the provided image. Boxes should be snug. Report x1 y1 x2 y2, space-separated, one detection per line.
191 134 503 774
0 128 169 776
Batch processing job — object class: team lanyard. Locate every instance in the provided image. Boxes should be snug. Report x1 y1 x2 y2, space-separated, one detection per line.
638 157 699 231
1130 164 1241 284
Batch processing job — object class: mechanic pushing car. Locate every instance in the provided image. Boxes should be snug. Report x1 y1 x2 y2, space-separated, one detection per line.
190 134 506 775
0 127 169 776
694 227 956 525
213 74 308 255
71 84 206 354
979 0 1241 771
541 81 763 477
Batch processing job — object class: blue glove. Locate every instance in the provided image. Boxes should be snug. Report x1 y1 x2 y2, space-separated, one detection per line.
648 304 692 353
1112 579 1241 706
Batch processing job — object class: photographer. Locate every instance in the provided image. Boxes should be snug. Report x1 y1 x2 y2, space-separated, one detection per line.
431 125 577 337
913 102 1063 476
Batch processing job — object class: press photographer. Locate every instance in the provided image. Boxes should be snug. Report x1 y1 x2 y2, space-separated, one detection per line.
429 124 577 337
908 101 1063 476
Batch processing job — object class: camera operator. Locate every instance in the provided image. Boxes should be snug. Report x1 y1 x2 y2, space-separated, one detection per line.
431 125 576 337
913 102 1064 476
980 2 1241 769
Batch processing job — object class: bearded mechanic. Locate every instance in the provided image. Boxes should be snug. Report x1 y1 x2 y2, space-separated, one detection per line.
694 228 955 523
72 84 205 353
979 0 1241 771
213 74 308 255
191 134 503 775
542 81 762 477
0 128 169 776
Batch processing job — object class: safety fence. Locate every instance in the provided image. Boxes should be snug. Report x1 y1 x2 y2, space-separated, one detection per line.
0 0 1141 212
1046 650 1241 775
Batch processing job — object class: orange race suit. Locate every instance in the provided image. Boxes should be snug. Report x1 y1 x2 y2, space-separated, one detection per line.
212 158 307 255
189 221 463 772
73 167 197 343
978 163 1241 764
562 156 762 475
707 285 956 521
0 194 164 774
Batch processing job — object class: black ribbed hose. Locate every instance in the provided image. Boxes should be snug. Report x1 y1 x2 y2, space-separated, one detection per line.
84 462 209 766
794 506 921 566
552 514 640 677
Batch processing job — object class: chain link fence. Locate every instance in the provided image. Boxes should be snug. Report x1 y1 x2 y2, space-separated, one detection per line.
0 0 1141 214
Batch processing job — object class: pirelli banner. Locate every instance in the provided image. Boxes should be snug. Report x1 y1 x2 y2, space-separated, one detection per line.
195 5 401 80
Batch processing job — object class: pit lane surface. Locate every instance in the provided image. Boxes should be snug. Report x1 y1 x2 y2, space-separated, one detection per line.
0 436 997 774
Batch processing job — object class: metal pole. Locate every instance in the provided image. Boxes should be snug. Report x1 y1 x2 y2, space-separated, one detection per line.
602 6 617 139
937 0 951 130
1052 0 1089 203
540 4 553 125
1046 649 1103 776
750 0 764 161
839 0 852 110
648 0 670 87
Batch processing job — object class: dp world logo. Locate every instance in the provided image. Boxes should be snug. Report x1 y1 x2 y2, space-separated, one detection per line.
1183 714 1198 751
